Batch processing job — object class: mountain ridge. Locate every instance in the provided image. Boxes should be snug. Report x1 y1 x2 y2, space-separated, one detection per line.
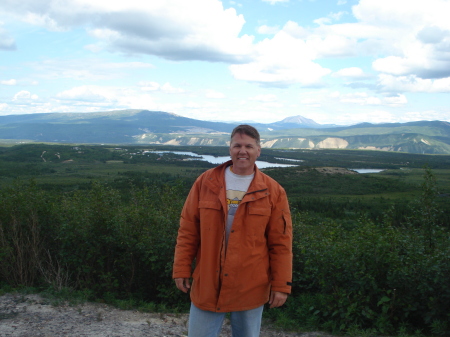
0 110 449 154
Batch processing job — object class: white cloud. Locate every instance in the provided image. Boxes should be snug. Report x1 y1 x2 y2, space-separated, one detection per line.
352 110 397 124
251 0 446 92
340 92 381 105
56 86 115 102
0 22 16 50
1 0 253 63
333 67 369 79
353 0 450 79
138 81 185 94
229 1 242 8
397 110 450 123
53 84 198 112
9 0 449 90
325 90 407 107
23 12 64 32
300 97 322 108
329 11 347 21
314 11 347 25
1 79 17 85
19 79 40 86
84 43 103 53
230 29 331 87
282 21 308 39
205 90 225 99
234 19 361 87
261 0 289 4
313 17 331 26
249 94 277 102
383 94 407 106
352 0 450 28
159 83 185 94
12 90 39 101
257 25 280 35
377 74 450 93
1 0 450 116
373 47 450 79
30 58 153 81
417 25 447 44
138 81 160 91
53 85 162 111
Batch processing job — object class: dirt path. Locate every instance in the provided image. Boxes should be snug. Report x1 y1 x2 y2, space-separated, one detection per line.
0 293 332 337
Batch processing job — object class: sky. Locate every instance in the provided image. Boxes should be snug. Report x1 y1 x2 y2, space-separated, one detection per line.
0 0 449 126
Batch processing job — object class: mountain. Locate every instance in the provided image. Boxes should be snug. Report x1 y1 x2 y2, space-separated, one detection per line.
1 109 449 154
266 115 337 129
270 115 321 128
0 110 234 144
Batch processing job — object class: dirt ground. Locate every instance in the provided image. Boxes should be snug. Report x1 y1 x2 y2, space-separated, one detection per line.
0 293 333 337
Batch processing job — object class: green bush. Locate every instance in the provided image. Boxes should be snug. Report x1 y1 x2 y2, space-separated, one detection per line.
288 170 450 334
0 170 449 335
0 181 58 287
0 180 187 307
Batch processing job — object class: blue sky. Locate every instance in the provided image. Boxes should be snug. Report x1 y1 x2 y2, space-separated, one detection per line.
0 0 449 125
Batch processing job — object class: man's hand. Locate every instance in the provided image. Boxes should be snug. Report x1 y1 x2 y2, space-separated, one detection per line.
174 278 191 293
268 291 288 308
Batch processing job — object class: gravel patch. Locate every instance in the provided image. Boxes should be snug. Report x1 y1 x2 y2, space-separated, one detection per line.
0 293 333 337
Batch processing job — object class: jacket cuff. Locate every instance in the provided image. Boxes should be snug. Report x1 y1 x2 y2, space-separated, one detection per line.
271 280 292 294
172 271 191 279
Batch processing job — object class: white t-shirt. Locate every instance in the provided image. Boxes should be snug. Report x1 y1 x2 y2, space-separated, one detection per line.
225 166 254 247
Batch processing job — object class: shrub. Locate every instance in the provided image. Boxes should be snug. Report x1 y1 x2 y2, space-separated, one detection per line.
0 181 58 287
288 169 450 334
0 180 188 308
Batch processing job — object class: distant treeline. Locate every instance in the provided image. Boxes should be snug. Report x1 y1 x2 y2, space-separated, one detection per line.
2 143 450 167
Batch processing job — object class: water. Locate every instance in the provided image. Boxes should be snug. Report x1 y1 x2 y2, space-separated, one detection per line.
146 151 386 172
351 169 385 174
274 157 304 162
146 151 298 168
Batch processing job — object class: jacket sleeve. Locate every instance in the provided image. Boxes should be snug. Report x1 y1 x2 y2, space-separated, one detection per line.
266 186 293 294
172 176 202 279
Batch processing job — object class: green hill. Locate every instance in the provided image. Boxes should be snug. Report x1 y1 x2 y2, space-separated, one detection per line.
0 110 449 154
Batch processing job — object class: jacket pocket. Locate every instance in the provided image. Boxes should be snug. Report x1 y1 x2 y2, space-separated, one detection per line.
248 206 271 217
199 200 222 231
247 206 270 238
199 200 222 210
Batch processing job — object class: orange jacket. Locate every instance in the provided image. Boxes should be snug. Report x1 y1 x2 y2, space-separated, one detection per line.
173 160 293 312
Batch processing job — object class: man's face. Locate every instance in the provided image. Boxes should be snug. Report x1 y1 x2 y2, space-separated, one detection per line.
229 132 261 175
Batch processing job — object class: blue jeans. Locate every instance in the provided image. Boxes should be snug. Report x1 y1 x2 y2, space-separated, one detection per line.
188 302 264 337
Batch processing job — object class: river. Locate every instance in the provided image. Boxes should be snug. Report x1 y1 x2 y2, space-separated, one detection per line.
147 151 385 172
146 151 298 168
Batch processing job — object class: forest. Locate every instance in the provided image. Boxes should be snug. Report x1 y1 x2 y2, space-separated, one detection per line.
0 143 449 336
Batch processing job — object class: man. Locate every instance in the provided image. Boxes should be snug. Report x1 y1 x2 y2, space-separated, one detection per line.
173 125 292 337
